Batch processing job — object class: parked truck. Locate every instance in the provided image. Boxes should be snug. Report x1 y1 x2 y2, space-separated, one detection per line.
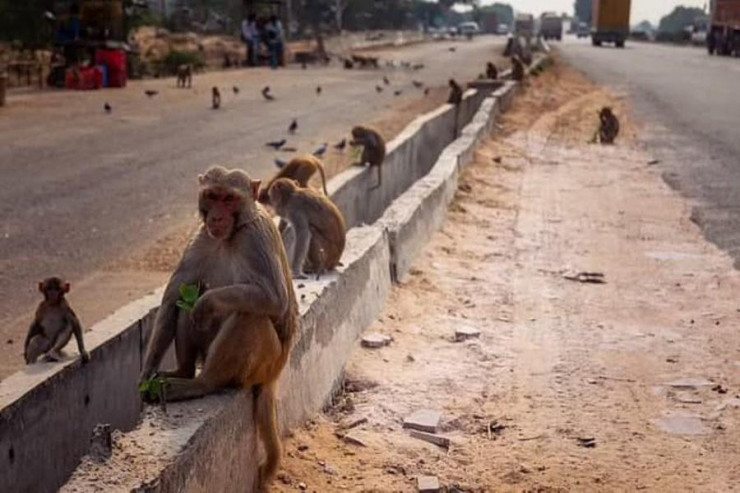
514 13 535 39
708 0 740 55
591 0 631 47
540 12 563 41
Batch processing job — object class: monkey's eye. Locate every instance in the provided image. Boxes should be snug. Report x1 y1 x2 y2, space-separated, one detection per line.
224 194 235 202
206 191 218 201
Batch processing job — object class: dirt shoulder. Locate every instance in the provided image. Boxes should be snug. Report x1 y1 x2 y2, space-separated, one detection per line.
272 60 740 491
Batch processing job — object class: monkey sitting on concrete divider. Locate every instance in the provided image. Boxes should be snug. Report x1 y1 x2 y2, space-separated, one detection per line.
259 155 328 205
447 78 463 105
269 178 346 279
176 64 192 88
511 55 526 82
486 61 498 80
350 125 386 190
24 277 89 364
598 106 620 144
140 166 298 489
211 86 221 109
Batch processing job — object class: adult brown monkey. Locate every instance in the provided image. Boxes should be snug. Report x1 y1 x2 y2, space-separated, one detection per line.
140 166 298 489
176 64 192 88
24 277 89 364
269 178 346 279
598 106 620 144
486 61 498 79
258 155 328 204
350 125 386 190
511 55 526 82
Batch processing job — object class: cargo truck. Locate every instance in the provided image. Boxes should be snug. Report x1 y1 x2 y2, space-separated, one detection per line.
707 0 740 55
540 13 563 41
591 0 631 47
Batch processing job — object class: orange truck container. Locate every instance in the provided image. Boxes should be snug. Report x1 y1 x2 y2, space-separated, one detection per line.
708 0 740 55
591 0 631 47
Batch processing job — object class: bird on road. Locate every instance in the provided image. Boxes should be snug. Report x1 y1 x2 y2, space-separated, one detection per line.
383 76 390 85
424 87 430 96
274 158 288 168
144 90 158 98
233 86 239 95
334 138 347 151
316 85 322 95
394 90 403 96
375 85 383 93
266 139 287 150
412 80 424 89
104 102 112 114
288 119 298 134
262 86 275 100
448 46 457 52
313 143 328 158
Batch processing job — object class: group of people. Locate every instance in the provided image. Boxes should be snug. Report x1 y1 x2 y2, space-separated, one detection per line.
241 14 285 69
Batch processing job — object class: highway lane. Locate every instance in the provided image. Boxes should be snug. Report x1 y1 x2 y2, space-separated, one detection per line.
559 37 740 264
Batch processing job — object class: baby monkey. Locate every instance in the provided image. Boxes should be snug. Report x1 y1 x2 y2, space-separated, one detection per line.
598 106 620 144
212 86 221 109
24 277 89 364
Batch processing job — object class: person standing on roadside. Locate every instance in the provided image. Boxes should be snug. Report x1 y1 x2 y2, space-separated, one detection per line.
241 14 260 66
265 15 285 69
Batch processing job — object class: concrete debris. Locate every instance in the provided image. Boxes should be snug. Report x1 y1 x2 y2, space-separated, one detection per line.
576 436 596 448
403 409 442 433
89 423 113 462
409 430 450 449
361 333 393 348
341 433 367 447
340 417 368 430
665 378 714 390
417 475 441 492
563 271 606 284
454 325 481 342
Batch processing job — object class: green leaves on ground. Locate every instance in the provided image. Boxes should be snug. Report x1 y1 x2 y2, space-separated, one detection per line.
139 377 166 401
176 283 201 312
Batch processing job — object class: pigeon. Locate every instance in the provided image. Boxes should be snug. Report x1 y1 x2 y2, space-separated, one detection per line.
375 85 383 93
288 119 298 134
448 46 457 52
334 138 347 151
412 63 425 70
301 62 307 69
313 143 328 158
266 139 286 150
316 85 322 95
274 158 288 168
144 90 158 97
233 86 239 94
424 87 430 96
394 90 402 96
412 80 423 88
104 102 112 114
261 86 275 100
383 76 390 85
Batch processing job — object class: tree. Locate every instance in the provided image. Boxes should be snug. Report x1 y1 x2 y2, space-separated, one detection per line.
658 6 706 33
573 0 591 25
0 0 55 47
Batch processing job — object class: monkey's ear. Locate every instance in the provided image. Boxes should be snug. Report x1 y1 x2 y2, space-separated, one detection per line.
38 282 44 293
198 174 206 185
251 180 262 201
63 283 70 293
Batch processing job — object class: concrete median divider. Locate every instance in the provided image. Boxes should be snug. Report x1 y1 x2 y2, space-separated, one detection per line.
0 68 528 492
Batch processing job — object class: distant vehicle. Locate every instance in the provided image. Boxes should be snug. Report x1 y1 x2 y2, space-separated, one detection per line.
497 23 510 35
707 0 740 55
540 12 563 41
458 21 480 38
592 0 631 48
577 21 590 38
515 13 535 38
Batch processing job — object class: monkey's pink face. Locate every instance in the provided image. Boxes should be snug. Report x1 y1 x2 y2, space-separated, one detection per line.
200 189 242 240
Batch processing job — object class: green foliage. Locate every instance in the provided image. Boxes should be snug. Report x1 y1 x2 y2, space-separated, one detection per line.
160 50 205 75
658 6 706 33
139 376 166 401
0 0 55 47
176 282 202 312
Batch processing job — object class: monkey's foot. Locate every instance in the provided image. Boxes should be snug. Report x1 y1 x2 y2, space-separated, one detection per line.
162 377 214 402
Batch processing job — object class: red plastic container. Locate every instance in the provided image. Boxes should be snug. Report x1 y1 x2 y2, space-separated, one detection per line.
95 49 126 72
107 69 127 88
65 67 103 90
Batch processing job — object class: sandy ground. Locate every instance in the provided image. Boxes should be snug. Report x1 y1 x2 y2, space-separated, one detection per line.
272 61 740 491
0 37 503 380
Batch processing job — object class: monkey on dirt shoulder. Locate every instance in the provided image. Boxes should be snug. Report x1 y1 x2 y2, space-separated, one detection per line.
598 106 620 144
176 64 192 88
140 166 298 489
511 56 525 82
24 277 89 364
269 178 346 280
258 155 328 205
486 62 498 80
350 126 386 190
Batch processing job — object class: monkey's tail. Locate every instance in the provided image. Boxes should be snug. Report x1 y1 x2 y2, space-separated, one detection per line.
255 382 281 487
318 162 329 196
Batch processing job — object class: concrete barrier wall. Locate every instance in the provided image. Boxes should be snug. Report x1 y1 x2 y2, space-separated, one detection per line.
0 75 522 493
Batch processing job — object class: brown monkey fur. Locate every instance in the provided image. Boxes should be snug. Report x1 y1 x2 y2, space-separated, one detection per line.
486 62 498 80
212 86 221 109
350 125 386 190
447 78 463 105
25 277 89 364
140 166 298 489
511 55 526 82
598 106 620 144
259 155 328 205
269 178 346 279
176 64 192 88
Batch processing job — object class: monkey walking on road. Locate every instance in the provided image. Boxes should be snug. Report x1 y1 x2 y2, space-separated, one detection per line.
140 166 298 490
350 126 386 190
176 64 192 88
597 106 620 144
269 178 346 280
24 277 89 364
258 155 329 204
211 87 221 109
486 61 498 80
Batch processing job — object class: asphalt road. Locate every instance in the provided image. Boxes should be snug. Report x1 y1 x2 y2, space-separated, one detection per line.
558 37 740 264
0 36 505 333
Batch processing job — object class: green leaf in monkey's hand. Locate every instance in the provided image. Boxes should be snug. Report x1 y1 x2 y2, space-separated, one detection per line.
139 377 166 402
177 283 201 312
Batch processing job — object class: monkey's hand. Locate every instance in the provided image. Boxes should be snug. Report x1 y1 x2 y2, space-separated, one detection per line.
190 294 216 332
80 350 90 364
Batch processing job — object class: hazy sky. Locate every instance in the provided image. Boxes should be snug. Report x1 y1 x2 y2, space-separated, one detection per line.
480 0 708 24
